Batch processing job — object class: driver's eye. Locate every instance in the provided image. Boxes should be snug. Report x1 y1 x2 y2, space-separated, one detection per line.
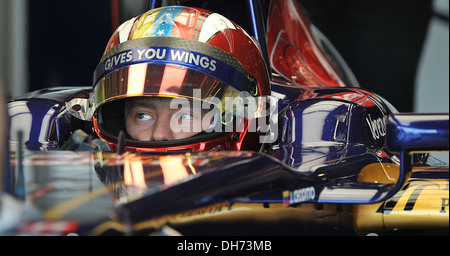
137 113 152 121
179 113 193 120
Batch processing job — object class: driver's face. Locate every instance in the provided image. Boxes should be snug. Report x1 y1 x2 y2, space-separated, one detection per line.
125 97 213 141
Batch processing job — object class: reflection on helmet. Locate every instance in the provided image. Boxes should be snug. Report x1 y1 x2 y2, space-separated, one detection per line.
91 6 270 152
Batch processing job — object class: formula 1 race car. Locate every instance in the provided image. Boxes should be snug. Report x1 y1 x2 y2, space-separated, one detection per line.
1 0 448 236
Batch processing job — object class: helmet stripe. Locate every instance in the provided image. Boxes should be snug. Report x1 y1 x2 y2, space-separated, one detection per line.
94 46 250 93
191 10 211 41
94 37 249 88
149 6 183 37
118 17 137 43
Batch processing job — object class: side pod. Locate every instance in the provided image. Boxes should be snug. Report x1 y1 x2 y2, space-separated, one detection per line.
389 113 448 199
354 113 449 235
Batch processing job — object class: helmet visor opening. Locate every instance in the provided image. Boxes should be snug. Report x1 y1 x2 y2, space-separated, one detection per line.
94 64 260 146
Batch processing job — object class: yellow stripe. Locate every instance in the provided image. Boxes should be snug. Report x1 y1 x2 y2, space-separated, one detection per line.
90 220 126 235
131 10 160 39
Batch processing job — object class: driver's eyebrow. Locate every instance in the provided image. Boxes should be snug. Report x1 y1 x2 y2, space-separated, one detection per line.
127 98 170 110
125 99 157 118
126 98 214 116
128 100 157 109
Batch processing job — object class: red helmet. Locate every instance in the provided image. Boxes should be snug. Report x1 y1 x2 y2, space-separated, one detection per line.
91 6 270 152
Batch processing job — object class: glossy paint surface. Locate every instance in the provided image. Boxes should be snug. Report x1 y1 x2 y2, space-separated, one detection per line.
267 0 348 87
386 113 449 152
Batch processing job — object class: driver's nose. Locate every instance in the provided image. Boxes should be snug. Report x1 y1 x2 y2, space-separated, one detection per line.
150 114 174 141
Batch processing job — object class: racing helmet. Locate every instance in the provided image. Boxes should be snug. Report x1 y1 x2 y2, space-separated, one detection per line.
91 6 270 152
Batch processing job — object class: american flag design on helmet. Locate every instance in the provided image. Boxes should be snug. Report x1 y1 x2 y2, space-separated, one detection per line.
103 6 237 55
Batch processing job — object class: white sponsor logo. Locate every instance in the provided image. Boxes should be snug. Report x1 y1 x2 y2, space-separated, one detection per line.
288 187 316 204
104 51 134 71
366 114 387 140
104 48 217 72
170 50 216 71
